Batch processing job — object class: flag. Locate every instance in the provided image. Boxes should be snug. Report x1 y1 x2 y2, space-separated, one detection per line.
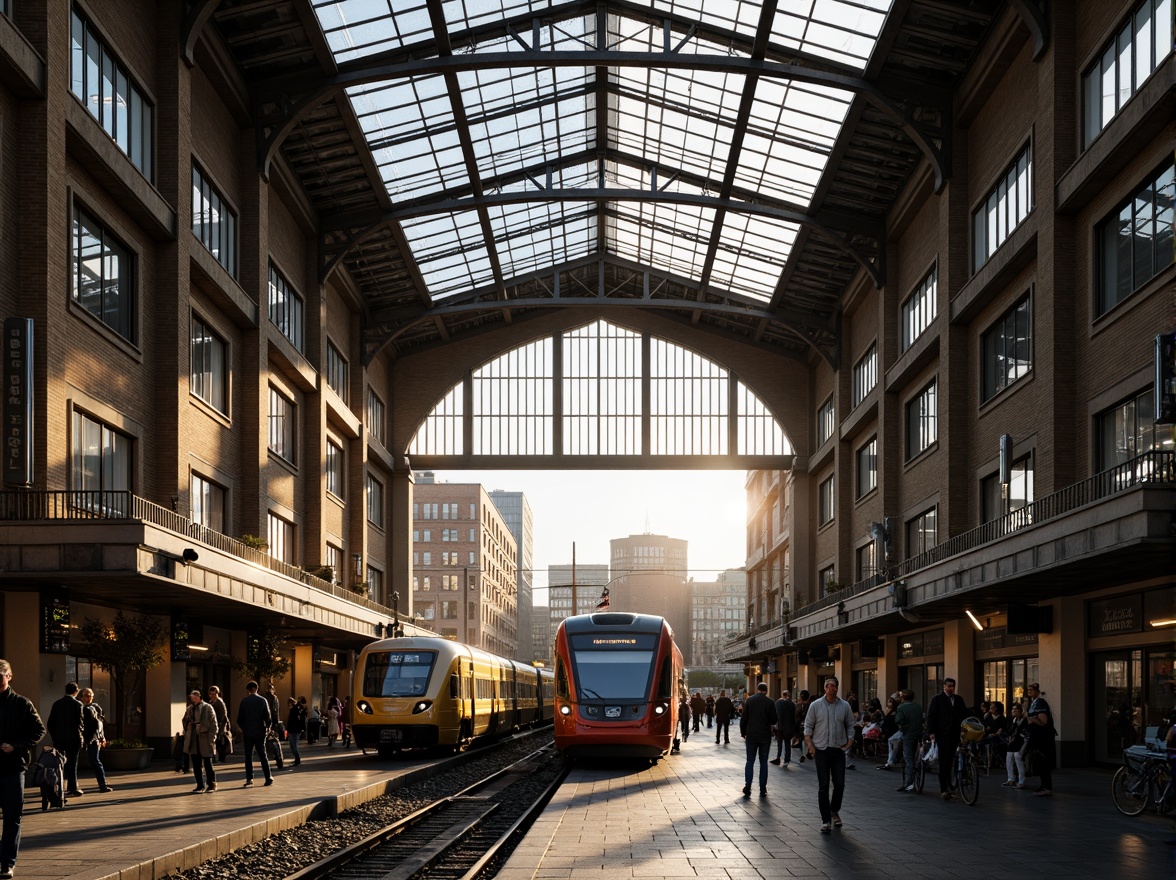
596 587 610 610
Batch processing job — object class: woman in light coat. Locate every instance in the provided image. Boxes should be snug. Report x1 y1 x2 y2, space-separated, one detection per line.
184 690 219 793
326 703 341 747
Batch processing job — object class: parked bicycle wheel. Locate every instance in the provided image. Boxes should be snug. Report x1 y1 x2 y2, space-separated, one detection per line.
958 754 980 805
1153 764 1172 815
1111 765 1148 816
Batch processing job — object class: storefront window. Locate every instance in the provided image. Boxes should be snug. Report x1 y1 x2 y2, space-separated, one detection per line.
981 654 1037 714
1095 650 1143 763
1145 652 1175 736
899 663 944 711
854 669 878 706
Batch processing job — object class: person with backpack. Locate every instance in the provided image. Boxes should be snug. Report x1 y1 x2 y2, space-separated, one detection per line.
894 689 923 792
79 688 113 793
206 686 232 763
0 659 46 879
714 690 734 744
1025 683 1057 796
47 682 85 798
285 697 307 767
794 690 811 763
770 689 796 766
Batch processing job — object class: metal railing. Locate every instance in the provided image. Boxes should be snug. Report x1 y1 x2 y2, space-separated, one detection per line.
793 450 1174 619
0 489 395 615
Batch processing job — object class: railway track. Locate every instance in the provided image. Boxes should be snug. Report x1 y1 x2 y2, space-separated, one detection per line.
284 743 566 880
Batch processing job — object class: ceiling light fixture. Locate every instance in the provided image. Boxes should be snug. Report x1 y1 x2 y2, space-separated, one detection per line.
965 609 984 631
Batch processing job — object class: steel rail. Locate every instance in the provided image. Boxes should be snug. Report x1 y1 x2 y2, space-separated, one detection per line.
283 742 561 880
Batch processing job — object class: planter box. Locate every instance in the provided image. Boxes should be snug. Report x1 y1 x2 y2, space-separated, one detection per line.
101 748 154 771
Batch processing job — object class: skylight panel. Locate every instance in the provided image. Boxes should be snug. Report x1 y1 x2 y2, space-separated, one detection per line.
736 79 853 205
489 201 596 280
400 212 493 299
613 87 735 184
464 82 594 184
312 1 431 62
709 212 799 302
610 201 715 282
349 77 468 199
772 0 892 71
442 0 553 35
649 0 764 40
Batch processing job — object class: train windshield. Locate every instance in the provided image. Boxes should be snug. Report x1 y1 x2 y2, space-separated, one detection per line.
569 633 657 701
362 651 436 698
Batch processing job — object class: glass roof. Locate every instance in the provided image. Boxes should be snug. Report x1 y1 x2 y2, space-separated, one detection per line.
313 1 892 304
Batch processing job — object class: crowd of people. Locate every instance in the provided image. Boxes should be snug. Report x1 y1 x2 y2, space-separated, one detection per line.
174 684 355 791
675 675 1083 835
0 656 365 879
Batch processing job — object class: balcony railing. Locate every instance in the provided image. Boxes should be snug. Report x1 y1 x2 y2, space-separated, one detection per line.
0 489 394 615
794 450 1175 618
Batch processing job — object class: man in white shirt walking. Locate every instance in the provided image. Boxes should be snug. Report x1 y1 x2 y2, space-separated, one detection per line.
803 676 856 834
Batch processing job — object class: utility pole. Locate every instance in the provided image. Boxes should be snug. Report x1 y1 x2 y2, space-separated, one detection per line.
571 541 577 617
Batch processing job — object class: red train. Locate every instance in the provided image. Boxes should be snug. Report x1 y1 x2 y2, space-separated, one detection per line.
552 612 684 761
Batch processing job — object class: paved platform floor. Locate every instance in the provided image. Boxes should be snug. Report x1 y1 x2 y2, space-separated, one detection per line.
16 739 429 880
13 735 1175 880
500 737 1176 880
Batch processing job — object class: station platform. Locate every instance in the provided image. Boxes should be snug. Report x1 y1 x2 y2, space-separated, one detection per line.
17 740 430 880
15 734 1175 880
500 736 1174 880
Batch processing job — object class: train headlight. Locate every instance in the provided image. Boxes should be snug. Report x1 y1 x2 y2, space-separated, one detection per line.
412 700 433 714
356 701 374 715
559 704 572 716
653 704 666 715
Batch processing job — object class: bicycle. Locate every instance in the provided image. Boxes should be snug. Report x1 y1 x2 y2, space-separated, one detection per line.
1112 746 1173 816
913 721 982 805
954 738 981 805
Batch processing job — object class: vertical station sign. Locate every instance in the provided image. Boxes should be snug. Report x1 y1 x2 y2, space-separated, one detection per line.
3 317 33 486
40 588 70 654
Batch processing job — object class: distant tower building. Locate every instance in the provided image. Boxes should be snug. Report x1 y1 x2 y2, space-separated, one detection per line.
690 569 747 668
609 534 690 647
532 604 551 664
547 563 609 648
412 478 518 657
488 490 534 661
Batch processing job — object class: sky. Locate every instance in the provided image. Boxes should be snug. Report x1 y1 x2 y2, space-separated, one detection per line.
428 469 749 604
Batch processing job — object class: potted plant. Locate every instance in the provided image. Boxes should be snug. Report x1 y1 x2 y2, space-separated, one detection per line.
78 611 168 742
101 738 155 771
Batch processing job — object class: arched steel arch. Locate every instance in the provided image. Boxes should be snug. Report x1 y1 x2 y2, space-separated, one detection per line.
392 313 806 473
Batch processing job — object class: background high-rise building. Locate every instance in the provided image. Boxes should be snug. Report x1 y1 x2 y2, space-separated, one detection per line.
690 569 747 669
488 490 534 662
532 604 551 664
609 534 690 646
412 476 518 657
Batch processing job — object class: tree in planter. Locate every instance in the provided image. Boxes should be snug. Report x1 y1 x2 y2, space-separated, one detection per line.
231 628 291 687
78 611 169 739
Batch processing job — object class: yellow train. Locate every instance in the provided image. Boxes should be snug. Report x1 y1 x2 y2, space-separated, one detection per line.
351 636 555 757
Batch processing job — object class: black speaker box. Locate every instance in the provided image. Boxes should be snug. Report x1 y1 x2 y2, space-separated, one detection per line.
1007 603 1053 634
858 638 882 658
